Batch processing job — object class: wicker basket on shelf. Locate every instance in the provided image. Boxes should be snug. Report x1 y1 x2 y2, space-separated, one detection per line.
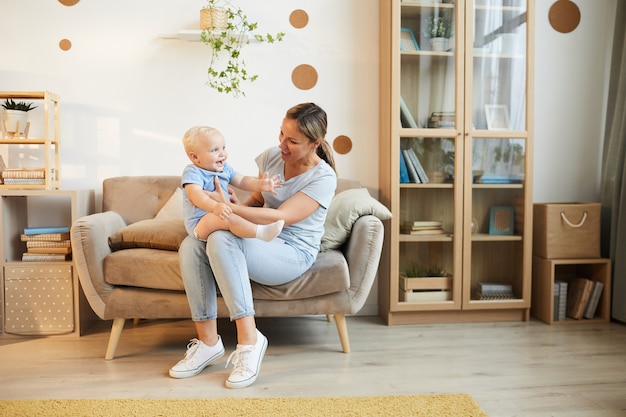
200 8 228 30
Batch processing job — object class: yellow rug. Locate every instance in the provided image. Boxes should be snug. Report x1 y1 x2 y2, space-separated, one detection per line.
0 394 487 417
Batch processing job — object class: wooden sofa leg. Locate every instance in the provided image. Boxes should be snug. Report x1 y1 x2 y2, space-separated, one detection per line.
326 314 334 322
105 318 126 360
334 314 351 353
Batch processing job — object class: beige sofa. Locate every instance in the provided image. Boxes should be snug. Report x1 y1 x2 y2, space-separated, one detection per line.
71 176 389 359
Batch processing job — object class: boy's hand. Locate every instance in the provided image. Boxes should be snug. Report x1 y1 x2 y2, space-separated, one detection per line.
259 172 283 195
212 202 232 220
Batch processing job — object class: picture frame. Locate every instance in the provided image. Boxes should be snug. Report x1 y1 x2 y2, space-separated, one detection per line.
489 206 515 235
400 28 419 51
485 104 510 130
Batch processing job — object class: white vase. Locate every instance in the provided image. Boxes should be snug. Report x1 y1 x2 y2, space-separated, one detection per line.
429 37 449 52
2 110 28 135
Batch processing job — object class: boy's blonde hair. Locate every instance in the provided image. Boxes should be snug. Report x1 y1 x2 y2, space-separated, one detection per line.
182 126 221 154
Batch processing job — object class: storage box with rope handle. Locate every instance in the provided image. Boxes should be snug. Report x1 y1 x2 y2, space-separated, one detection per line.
533 202 601 259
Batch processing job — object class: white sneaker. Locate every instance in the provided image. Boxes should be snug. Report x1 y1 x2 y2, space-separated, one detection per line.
169 337 225 379
225 330 268 389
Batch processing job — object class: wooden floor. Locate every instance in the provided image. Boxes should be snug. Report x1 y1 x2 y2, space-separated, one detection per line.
1 315 625 416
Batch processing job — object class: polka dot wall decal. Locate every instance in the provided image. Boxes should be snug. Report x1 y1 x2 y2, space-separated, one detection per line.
59 39 72 51
291 64 318 90
289 9 309 29
549 0 581 33
58 0 79 5
333 135 352 155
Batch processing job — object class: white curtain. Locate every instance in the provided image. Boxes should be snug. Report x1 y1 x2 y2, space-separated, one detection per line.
600 1 626 322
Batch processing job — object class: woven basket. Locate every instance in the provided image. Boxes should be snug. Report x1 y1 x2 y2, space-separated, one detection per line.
200 8 228 30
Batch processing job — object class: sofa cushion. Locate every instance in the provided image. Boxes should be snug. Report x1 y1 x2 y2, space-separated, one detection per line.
108 219 187 251
103 247 350 299
252 249 350 300
321 188 392 251
104 248 184 291
154 187 184 220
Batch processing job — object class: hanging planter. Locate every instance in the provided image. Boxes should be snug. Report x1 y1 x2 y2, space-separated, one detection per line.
200 0 285 98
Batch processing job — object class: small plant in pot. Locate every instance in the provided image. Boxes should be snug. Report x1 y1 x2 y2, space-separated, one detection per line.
2 99 37 136
422 14 453 51
201 0 285 98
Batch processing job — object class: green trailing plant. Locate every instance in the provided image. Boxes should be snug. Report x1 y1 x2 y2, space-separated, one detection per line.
404 265 448 278
422 15 453 39
2 99 37 112
201 0 285 98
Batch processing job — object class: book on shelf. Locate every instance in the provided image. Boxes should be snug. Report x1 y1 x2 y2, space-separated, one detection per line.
402 228 446 236
566 277 594 320
26 246 72 254
399 149 410 183
21 232 71 242
400 96 418 128
475 282 515 300
553 282 560 322
23 226 70 236
412 220 443 228
556 280 568 321
406 148 429 183
26 240 71 248
22 253 71 262
2 178 46 185
402 149 421 183
583 281 604 319
401 220 445 235
1 168 45 179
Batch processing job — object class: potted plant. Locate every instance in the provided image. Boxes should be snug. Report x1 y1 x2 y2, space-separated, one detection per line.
422 14 453 51
2 99 37 136
400 265 452 302
201 0 285 98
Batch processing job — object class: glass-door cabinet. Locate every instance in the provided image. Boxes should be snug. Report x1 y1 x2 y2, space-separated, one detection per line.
378 0 534 325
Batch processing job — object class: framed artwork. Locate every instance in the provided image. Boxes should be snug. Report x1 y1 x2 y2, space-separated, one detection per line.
489 206 515 235
485 104 510 130
400 28 419 51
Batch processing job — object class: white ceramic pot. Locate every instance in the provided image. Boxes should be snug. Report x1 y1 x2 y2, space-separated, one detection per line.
2 110 28 135
429 37 449 52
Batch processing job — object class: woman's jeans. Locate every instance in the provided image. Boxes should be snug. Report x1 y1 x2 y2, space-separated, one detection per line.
179 231 315 321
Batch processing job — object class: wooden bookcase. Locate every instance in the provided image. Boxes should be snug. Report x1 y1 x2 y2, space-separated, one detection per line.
0 189 96 336
378 0 534 324
531 256 611 324
0 91 60 190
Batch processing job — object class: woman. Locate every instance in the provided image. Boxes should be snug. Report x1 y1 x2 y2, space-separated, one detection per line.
170 103 337 389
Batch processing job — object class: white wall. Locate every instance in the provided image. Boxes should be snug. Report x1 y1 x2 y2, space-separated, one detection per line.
0 0 618 315
0 0 380 196
533 0 616 203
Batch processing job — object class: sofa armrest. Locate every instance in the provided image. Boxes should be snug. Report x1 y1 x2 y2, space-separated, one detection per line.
343 214 384 314
71 211 128 319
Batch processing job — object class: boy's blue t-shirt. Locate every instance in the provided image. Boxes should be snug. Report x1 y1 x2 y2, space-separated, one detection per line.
181 163 237 236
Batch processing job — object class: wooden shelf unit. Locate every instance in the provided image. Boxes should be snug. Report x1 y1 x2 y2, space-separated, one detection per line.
531 256 611 324
0 91 60 190
378 0 534 324
1 189 96 336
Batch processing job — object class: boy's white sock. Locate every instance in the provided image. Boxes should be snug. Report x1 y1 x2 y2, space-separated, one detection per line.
256 220 285 242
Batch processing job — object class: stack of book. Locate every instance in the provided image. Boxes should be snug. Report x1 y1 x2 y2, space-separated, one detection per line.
20 226 72 262
564 277 604 320
401 220 446 236
475 282 515 300
2 168 46 186
400 148 429 184
553 281 568 321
